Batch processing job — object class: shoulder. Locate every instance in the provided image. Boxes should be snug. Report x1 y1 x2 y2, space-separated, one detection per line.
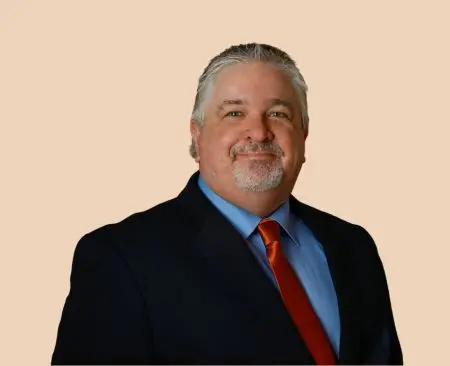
298 200 389 281
86 196 183 241
296 200 376 241
292 199 383 266
73 195 187 262
297 199 393 294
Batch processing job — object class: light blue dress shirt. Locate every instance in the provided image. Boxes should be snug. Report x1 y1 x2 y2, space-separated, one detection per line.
198 174 341 355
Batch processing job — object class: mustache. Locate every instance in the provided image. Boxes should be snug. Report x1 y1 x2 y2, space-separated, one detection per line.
230 141 284 158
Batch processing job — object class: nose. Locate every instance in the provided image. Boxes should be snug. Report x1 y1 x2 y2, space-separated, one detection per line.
242 114 274 142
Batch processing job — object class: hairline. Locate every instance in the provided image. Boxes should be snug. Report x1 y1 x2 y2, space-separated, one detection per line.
194 60 308 128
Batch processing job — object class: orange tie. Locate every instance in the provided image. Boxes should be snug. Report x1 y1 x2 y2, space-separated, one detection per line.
257 218 337 365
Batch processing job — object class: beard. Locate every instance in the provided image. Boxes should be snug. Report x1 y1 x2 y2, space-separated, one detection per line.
232 157 284 192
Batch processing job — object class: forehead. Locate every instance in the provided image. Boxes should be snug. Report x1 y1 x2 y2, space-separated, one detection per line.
209 61 297 103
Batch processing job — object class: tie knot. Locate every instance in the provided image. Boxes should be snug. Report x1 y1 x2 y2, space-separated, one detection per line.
257 218 281 247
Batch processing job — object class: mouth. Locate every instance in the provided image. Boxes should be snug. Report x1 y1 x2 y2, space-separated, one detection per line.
234 152 277 159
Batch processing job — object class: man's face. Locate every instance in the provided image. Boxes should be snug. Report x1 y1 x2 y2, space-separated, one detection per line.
191 61 307 196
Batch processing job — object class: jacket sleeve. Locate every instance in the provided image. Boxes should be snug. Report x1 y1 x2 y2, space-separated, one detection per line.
355 225 403 365
51 232 155 365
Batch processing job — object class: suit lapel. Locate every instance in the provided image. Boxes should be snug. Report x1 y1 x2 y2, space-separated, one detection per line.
176 172 315 364
290 196 362 365
175 171 363 363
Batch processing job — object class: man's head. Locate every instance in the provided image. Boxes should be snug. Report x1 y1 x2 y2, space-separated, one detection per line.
189 43 309 215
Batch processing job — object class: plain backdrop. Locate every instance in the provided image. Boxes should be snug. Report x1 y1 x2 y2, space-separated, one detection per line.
1 1 449 365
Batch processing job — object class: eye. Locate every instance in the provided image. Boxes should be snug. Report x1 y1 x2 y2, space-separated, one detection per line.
268 111 290 120
225 111 244 117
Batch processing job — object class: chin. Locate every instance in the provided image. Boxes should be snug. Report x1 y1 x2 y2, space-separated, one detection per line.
232 164 284 192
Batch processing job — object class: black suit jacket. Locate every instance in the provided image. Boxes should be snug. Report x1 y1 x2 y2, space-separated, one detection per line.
52 171 403 365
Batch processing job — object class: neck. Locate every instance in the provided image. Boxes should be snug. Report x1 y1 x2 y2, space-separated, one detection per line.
200 173 293 217
227 190 288 217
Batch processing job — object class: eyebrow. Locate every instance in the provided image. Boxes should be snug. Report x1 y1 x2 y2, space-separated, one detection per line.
215 97 296 116
216 99 247 112
267 98 295 112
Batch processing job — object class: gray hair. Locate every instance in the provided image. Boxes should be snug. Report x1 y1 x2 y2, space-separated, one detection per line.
189 43 309 159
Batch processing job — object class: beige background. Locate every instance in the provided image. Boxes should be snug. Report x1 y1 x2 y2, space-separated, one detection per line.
1 1 449 365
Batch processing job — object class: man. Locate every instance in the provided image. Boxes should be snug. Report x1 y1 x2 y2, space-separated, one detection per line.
52 43 403 365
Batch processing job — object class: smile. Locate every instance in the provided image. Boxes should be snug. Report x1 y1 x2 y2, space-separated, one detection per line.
235 152 277 159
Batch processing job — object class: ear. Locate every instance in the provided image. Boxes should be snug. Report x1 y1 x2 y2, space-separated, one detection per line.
302 120 309 140
190 120 202 163
302 120 308 164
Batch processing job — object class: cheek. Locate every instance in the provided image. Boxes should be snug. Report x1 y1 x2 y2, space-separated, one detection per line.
205 125 241 155
276 131 304 162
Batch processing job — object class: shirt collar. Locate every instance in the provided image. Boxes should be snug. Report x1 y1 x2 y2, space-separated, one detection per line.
197 174 299 245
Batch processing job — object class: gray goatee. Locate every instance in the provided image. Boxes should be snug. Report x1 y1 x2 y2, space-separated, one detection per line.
230 141 284 192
